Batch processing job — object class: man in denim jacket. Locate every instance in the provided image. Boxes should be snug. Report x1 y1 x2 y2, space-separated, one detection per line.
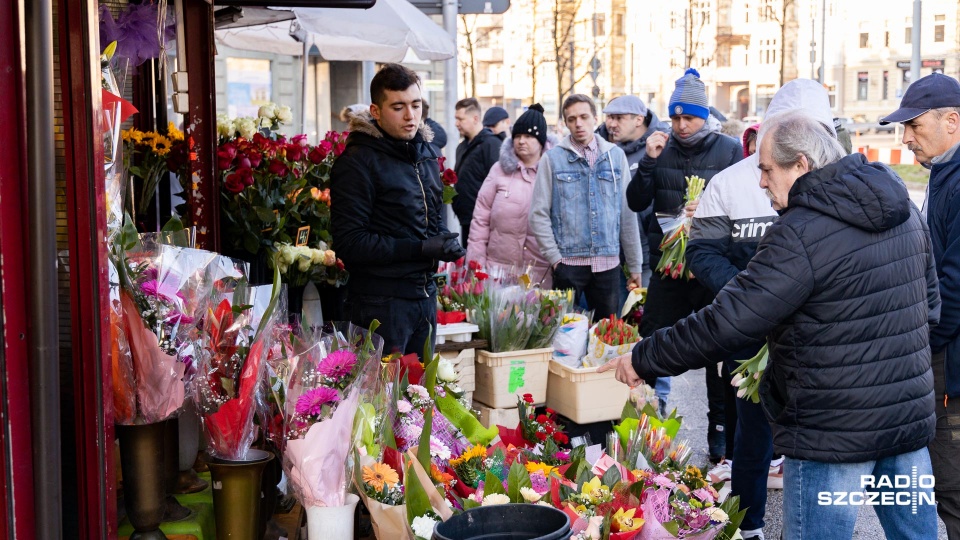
529 94 643 318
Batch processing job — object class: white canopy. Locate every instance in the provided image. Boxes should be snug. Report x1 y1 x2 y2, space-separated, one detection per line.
215 1 456 62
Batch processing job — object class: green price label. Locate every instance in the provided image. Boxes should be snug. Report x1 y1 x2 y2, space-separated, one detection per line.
508 360 526 393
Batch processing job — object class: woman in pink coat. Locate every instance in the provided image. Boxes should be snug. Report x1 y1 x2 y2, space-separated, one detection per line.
466 104 557 287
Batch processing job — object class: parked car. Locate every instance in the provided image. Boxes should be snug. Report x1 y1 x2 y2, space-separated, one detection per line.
875 116 897 134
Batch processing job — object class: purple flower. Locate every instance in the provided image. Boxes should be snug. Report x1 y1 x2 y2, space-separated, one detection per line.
554 450 570 462
166 311 195 325
140 279 180 302
295 386 340 417
652 474 676 489
530 471 549 494
317 350 357 380
691 487 715 504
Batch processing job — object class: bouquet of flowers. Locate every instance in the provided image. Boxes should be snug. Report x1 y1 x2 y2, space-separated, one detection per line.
730 343 767 404
525 289 574 350
282 322 384 508
269 242 347 287
110 219 219 424
194 272 282 460
614 404 687 473
631 467 744 540
582 315 641 368
489 285 539 352
656 175 706 280
121 123 195 214
438 156 458 205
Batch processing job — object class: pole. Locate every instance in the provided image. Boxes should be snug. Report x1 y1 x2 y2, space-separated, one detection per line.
568 40 575 94
25 0 62 537
818 0 825 82
910 0 921 88
443 0 457 164
810 16 816 80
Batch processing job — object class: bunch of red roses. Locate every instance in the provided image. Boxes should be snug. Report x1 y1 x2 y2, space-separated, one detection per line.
519 393 570 446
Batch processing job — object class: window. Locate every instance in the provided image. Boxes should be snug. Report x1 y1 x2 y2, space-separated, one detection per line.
593 13 605 36
883 71 889 100
614 13 624 36
859 33 869 48
885 31 890 47
718 45 731 67
905 27 912 44
858 72 869 101
758 0 774 22
759 39 778 64
935 25 945 42
225 58 272 119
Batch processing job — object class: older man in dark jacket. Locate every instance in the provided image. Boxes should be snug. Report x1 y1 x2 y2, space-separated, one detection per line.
602 110 940 539
332 64 464 357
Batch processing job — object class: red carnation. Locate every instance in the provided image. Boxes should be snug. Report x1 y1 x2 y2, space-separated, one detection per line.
553 432 569 444
522 393 534 403
535 432 548 441
545 407 556 416
536 414 548 424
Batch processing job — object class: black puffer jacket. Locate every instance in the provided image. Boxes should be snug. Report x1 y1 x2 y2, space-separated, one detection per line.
331 114 446 299
453 127 502 230
626 131 742 254
632 153 940 463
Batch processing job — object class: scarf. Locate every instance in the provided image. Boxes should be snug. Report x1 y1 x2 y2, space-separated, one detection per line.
672 115 722 148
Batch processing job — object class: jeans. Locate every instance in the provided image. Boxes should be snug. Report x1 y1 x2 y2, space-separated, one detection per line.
782 447 938 540
552 264 620 319
344 291 436 358
725 357 772 532
929 351 960 539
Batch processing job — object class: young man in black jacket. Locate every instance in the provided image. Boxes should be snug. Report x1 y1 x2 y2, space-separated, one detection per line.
331 64 465 357
453 98 502 248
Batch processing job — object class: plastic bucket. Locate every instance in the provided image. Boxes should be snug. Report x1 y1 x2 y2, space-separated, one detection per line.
305 493 360 540
433 504 571 540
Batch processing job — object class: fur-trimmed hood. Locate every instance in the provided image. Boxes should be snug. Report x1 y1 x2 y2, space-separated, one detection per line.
347 110 435 143
497 133 561 171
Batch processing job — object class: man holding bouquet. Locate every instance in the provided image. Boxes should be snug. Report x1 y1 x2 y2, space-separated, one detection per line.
331 63 465 357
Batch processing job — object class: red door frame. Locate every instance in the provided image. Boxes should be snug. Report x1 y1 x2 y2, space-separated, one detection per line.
0 0 37 535
59 0 116 537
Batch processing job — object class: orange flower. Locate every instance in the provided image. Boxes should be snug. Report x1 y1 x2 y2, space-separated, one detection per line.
430 463 454 487
362 462 399 492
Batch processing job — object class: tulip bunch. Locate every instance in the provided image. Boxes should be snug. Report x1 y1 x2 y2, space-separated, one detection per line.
594 315 639 347
731 343 768 403
656 175 706 280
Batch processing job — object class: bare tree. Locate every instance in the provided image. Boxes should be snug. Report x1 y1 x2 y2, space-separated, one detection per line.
686 1 716 68
764 0 797 86
530 0 542 102
551 0 593 107
458 15 480 98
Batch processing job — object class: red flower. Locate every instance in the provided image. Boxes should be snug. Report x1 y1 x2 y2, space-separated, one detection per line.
237 167 254 186
545 407 556 416
535 432 548 441
544 424 555 435
522 393 534 403
475 271 489 281
442 168 458 186
308 145 329 164
247 151 262 168
536 414 548 424
336 259 345 271
438 156 447 169
325 130 340 142
469 260 481 271
224 172 245 193
292 133 308 145
553 432 569 444
237 155 252 169
267 159 289 177
286 143 304 162
334 142 346 157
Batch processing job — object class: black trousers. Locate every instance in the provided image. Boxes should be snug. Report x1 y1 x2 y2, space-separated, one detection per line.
344 290 437 359
930 351 960 539
552 263 621 320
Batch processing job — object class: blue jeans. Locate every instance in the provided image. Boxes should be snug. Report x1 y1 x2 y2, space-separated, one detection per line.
344 292 436 358
782 447 938 540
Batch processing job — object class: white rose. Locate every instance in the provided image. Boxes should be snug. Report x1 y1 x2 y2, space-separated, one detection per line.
276 105 293 124
258 103 277 119
410 515 438 539
481 493 510 506
297 257 311 272
310 248 324 265
216 114 234 138
437 359 457 383
519 487 542 502
237 118 257 139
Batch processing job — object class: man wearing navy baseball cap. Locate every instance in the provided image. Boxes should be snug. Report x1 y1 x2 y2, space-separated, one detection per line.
883 72 960 538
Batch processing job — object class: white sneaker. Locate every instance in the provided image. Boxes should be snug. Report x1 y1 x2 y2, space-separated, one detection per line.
767 457 784 489
707 459 732 484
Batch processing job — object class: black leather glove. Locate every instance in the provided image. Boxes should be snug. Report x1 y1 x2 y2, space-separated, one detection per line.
422 232 463 261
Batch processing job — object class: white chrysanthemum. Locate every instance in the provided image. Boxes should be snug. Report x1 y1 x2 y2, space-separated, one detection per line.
519 487 542 502
482 493 511 506
706 506 729 523
410 514 438 539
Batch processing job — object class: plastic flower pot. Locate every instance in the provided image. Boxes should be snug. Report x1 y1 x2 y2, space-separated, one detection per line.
433 504 572 540
207 449 274 540
305 493 360 540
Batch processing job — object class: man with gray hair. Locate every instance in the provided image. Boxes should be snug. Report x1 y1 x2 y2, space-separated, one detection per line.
600 109 940 539
882 72 960 538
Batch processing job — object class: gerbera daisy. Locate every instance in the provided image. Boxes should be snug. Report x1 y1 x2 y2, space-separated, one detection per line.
362 462 399 492
317 350 357 380
295 386 339 417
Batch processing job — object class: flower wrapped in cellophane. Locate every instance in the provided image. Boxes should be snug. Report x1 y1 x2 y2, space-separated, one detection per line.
656 175 705 280
282 322 384 508
489 285 539 352
110 218 219 424
525 289 574 350
194 270 282 460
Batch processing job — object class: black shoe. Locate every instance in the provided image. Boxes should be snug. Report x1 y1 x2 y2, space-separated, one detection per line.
708 423 726 463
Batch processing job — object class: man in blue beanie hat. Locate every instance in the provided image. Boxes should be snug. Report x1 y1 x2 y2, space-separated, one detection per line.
626 68 743 463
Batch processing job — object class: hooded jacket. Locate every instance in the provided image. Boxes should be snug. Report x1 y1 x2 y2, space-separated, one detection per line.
330 113 447 299
466 135 559 286
927 147 960 397
453 127 503 231
633 153 940 462
688 79 837 295
425 117 447 156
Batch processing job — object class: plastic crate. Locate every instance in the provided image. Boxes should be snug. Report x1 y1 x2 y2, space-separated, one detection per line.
474 348 552 408
473 401 520 429
436 323 479 344
545 361 631 423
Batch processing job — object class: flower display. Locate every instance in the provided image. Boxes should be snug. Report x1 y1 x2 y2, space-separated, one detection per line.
122 123 196 214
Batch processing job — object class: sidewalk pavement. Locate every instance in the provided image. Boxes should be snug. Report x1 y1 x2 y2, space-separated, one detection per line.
668 367 948 539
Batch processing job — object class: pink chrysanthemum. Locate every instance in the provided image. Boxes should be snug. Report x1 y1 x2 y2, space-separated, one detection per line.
317 350 357 380
295 386 340 417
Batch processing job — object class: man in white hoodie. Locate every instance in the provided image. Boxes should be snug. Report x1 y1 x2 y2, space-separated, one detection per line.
686 80 839 540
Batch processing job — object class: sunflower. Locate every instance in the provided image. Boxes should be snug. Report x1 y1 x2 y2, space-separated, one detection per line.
167 122 184 142
121 127 143 144
362 462 399 492
450 445 487 467
150 135 172 156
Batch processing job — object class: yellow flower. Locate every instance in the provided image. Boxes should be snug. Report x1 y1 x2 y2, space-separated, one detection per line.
121 128 143 144
450 445 487 467
611 508 643 533
525 462 558 477
167 122 184 142
362 462 399 493
150 135 172 156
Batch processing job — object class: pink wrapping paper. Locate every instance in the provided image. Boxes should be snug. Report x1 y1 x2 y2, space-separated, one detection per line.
122 292 185 423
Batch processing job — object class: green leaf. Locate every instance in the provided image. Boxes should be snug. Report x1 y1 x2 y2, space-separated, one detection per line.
614 418 639 450
404 462 434 524
160 215 185 233
256 207 277 223
119 212 140 251
416 405 433 472
661 520 680 537
483 471 506 496
462 498 480 510
506 461 532 503
600 463 621 488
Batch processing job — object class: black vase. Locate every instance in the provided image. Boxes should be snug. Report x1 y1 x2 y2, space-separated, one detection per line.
116 423 169 540
288 284 306 324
